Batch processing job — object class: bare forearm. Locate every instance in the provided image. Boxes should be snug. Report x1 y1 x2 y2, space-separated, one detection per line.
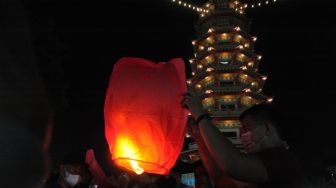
195 134 223 181
198 118 241 173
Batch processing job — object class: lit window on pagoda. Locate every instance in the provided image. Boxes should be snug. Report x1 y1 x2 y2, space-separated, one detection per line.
219 33 231 43
198 45 205 51
214 120 241 130
219 73 235 81
225 95 236 101
220 61 229 65
206 37 214 44
223 120 241 127
233 35 244 44
202 97 215 109
204 55 215 65
241 96 257 106
244 43 250 48
236 53 246 63
201 76 215 87
218 52 232 62
239 74 250 84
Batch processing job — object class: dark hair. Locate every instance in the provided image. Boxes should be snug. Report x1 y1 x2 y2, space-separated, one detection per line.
62 151 87 166
240 103 281 136
324 158 336 168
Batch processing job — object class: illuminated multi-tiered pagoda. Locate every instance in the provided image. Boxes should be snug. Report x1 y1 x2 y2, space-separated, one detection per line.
181 0 273 157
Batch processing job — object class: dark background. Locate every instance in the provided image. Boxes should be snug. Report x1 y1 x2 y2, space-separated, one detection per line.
21 0 336 175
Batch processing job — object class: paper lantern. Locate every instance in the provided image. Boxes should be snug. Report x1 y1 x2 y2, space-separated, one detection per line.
104 57 188 175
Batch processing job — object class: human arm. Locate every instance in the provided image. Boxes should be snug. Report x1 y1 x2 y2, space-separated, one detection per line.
182 92 268 182
187 117 223 182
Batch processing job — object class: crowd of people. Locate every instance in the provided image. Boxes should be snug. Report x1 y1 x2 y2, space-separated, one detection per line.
38 99 335 188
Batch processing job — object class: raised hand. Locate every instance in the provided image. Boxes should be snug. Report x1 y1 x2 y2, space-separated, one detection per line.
181 91 205 119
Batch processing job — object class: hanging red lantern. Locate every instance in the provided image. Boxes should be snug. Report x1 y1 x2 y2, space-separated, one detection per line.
104 57 188 175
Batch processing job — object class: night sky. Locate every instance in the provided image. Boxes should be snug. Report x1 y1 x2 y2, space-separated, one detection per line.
23 0 336 173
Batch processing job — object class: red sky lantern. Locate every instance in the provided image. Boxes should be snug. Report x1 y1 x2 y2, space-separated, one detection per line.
104 57 188 175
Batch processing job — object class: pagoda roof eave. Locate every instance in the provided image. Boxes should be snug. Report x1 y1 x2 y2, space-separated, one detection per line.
196 11 250 26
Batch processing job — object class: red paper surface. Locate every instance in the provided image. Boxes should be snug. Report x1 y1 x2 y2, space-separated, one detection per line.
104 57 187 175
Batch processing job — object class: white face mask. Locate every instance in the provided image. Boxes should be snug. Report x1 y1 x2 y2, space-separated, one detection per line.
241 130 266 153
64 170 81 187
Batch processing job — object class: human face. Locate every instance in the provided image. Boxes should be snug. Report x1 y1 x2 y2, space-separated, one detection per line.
60 164 86 186
325 165 336 184
239 116 267 153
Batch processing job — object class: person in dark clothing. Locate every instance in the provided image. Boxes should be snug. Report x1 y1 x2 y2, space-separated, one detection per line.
182 91 303 188
44 151 92 188
322 158 336 188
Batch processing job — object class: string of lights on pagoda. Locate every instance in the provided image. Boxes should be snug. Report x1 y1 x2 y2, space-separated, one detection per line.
171 0 278 15
170 0 275 103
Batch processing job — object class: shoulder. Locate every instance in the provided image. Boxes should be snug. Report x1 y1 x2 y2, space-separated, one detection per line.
255 147 303 183
256 147 298 162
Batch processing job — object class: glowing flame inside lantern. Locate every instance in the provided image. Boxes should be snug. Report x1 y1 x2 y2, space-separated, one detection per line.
115 137 144 175
131 160 144 175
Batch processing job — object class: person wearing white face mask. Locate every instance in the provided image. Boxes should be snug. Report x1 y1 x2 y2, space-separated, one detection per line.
61 168 82 187
182 92 303 188
43 151 91 188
